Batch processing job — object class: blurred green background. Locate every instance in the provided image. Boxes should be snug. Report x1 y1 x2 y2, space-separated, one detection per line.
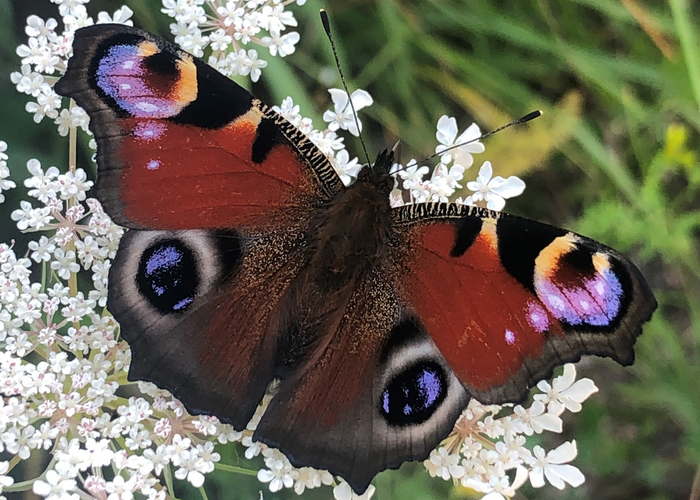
1 0 699 499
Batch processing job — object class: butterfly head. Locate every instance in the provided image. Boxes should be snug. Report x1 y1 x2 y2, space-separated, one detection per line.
358 148 395 194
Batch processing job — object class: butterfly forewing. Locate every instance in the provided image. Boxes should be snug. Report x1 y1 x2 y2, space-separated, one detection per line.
55 24 341 231
391 203 656 403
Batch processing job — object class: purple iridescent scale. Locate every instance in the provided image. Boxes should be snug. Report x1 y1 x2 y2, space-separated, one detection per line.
535 267 623 326
96 45 180 118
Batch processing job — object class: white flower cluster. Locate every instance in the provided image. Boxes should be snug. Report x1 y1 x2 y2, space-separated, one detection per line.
11 1 136 130
162 0 305 81
279 90 526 212
390 115 525 209
425 364 597 499
11 0 305 135
274 88 374 186
0 142 16 204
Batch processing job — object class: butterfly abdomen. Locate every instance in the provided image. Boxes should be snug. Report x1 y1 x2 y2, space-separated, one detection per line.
273 179 396 376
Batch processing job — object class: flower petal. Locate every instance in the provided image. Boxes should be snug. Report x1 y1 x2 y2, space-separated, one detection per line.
553 363 577 392
562 378 599 404
485 193 506 211
436 115 458 145
550 464 585 487
328 88 348 111
455 123 483 149
350 89 373 110
489 175 525 198
544 466 566 490
547 440 578 464
476 161 493 184
529 466 545 488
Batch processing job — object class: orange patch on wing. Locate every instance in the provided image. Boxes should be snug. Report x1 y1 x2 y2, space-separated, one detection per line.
534 233 577 279
137 41 159 57
172 56 197 105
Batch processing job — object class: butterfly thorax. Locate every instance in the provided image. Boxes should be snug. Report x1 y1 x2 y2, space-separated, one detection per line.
311 177 392 285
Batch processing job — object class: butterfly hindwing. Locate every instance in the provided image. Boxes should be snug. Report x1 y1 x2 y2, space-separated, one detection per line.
109 227 307 428
255 267 469 493
55 24 342 231
391 203 656 403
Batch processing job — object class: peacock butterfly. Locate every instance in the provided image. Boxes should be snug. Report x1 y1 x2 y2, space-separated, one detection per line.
54 24 656 493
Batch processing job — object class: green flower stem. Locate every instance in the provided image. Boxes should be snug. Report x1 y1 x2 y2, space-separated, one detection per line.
164 464 178 500
4 458 55 493
68 101 77 173
214 463 259 476
669 0 700 115
199 486 210 500
64 101 81 332
3 477 37 493
40 261 46 292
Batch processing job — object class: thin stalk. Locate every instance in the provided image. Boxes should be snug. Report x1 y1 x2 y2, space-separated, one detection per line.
669 0 700 114
199 486 210 500
215 463 259 476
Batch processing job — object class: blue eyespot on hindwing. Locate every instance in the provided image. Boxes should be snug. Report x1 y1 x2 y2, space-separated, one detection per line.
380 361 448 426
136 238 199 314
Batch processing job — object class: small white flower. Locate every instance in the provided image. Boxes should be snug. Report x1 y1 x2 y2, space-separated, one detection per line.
11 200 34 230
466 161 526 211
435 116 484 167
25 15 58 41
233 18 261 44
24 158 59 203
174 451 206 487
257 451 294 492
262 30 299 57
105 474 137 500
96 6 134 26
11 65 46 96
514 401 562 435
209 29 232 51
32 469 78 499
528 441 585 490
333 480 376 500
292 467 332 494
424 447 465 480
535 364 599 415
411 181 432 203
398 162 429 190
25 87 62 123
51 249 80 280
331 150 362 186
272 96 302 124
323 88 373 136
246 50 267 82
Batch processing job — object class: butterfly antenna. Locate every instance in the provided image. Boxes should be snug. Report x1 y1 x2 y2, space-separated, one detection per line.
410 110 543 169
320 10 373 168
